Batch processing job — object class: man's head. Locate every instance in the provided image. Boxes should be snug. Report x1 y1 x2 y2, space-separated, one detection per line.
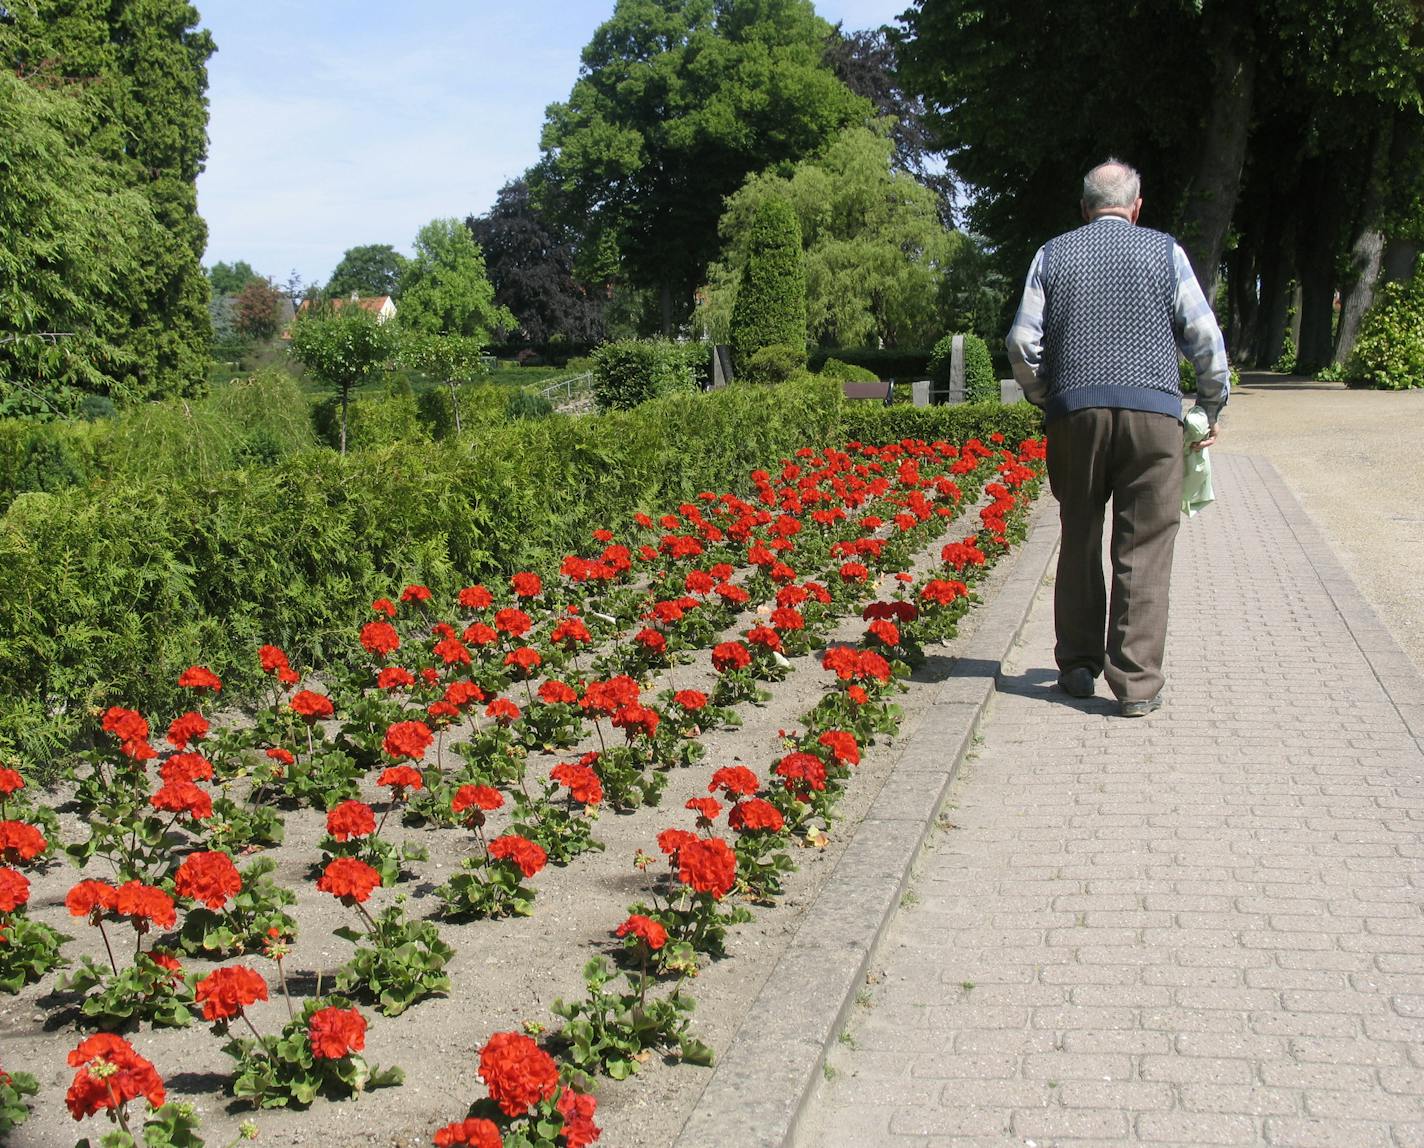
1081 159 1142 224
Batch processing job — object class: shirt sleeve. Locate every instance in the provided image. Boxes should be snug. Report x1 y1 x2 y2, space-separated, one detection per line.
1005 247 1049 408
1172 243 1229 422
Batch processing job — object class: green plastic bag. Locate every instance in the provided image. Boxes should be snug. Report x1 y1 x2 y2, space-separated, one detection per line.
1182 406 1215 517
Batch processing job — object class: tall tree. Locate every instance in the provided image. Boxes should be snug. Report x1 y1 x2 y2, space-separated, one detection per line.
467 177 605 349
538 0 870 332
397 219 514 341
706 125 954 349
289 305 397 455
0 72 160 416
327 244 407 300
0 0 215 400
207 261 261 296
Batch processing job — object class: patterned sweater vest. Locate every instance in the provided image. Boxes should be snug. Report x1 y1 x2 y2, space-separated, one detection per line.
1040 220 1183 423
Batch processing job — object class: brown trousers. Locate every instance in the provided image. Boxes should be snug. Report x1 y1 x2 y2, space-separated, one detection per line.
1046 407 1184 702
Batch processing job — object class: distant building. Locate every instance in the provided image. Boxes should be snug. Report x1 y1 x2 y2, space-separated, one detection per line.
286 292 397 337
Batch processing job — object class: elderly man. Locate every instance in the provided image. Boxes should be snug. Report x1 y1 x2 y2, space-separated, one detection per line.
1006 159 1229 717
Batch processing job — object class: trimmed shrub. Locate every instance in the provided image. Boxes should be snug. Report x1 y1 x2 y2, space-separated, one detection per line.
313 384 427 451
807 347 932 379
841 400 1044 447
929 333 998 403
730 198 806 370
1347 263 1424 389
505 389 554 420
817 357 880 383
591 339 707 411
742 343 808 384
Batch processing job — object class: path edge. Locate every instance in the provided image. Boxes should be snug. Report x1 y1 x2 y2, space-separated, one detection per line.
671 498 1061 1148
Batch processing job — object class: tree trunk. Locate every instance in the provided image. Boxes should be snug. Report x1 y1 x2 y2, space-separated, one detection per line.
1252 217 1294 369
1333 122 1393 365
1383 238 1421 285
1176 9 1256 300
659 281 674 336
1225 240 1260 356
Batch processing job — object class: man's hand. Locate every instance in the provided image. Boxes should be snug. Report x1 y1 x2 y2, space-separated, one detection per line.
1190 423 1219 451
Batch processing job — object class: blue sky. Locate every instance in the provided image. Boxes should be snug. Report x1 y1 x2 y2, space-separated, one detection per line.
196 1 913 289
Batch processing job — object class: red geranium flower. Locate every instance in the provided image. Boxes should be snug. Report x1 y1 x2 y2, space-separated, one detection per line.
434 635 473 666
866 618 900 647
66 879 117 920
478 1031 559 1118
504 646 542 675
920 578 968 606
433 1117 503 1148
316 857 381 903
611 703 658 740
165 711 210 750
178 665 222 693
537 680 578 705
290 690 335 721
400 584 432 604
557 1086 601 1148
487 835 547 879
550 617 592 647
746 624 782 652
173 851 242 910
672 689 708 711
485 697 521 725
656 828 698 858
258 643 291 674
372 596 398 616
360 621 401 657
685 796 721 824
549 762 602 806
493 607 532 638
377 665 416 690
194 965 268 1021
452 785 503 814
0 867 30 913
0 767 23 795
114 880 177 929
160 752 214 784
150 781 213 820
101 706 149 744
326 800 376 841
0 821 46 864
464 621 499 646
615 913 667 951
634 628 667 655
266 747 295 767
729 798 785 833
677 837 737 899
445 679 486 708
708 766 760 797
378 765 424 795
510 572 543 598
818 730 861 766
458 584 494 610
775 752 828 794
66 1033 165 1119
383 720 433 761
711 641 751 672
308 1006 367 1059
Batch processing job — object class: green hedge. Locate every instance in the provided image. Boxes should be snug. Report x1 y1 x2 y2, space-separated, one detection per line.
591 339 709 411
841 400 1043 447
1347 261 1424 389
816 357 879 383
807 347 933 379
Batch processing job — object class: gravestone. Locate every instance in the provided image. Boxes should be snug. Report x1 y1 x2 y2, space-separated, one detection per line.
711 345 733 389
947 334 966 404
911 379 931 408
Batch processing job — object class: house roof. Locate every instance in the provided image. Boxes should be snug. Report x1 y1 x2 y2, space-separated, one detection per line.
294 294 394 317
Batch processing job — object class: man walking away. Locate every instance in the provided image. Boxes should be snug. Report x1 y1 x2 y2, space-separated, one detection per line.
1005 159 1229 717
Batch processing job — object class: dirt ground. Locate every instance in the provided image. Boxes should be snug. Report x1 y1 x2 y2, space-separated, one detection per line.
1215 372 1424 672
0 485 1031 1148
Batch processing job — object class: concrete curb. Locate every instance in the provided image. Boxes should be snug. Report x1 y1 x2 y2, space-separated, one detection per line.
1249 456 1424 751
672 500 1062 1148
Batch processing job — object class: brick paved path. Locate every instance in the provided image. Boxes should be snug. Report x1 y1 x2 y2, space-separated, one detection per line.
798 454 1424 1148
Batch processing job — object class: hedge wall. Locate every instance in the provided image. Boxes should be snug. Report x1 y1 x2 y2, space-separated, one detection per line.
807 347 933 379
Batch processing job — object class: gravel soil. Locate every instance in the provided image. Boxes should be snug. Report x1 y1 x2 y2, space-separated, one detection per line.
0 487 1032 1148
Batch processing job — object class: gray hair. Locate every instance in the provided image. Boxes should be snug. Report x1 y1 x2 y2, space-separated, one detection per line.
1082 159 1141 212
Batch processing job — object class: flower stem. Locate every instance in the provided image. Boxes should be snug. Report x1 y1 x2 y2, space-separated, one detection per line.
97 919 119 977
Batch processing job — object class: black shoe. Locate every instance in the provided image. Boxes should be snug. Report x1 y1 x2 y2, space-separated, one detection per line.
1120 692 1164 718
1057 668 1096 698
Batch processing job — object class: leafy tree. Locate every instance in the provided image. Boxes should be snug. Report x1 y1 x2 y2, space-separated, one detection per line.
707 125 954 350
207 261 261 296
397 219 514 340
327 245 407 300
730 198 806 371
397 331 490 435
0 73 161 417
467 177 605 349
538 0 870 332
289 306 398 454
0 0 215 400
233 279 286 341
